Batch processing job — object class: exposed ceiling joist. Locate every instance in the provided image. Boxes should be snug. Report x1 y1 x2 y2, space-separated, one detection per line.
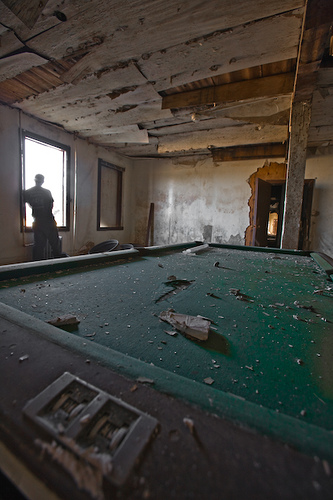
0 0 331 158
162 73 295 110
212 143 287 162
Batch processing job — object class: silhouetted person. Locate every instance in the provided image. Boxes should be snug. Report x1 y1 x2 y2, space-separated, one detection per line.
24 174 61 260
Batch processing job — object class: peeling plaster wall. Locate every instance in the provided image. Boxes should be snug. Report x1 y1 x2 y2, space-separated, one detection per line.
0 104 134 265
132 157 260 246
133 154 333 258
245 162 287 246
305 153 333 258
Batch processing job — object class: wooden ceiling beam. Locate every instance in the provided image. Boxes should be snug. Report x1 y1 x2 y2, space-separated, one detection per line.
161 72 294 110
211 143 287 162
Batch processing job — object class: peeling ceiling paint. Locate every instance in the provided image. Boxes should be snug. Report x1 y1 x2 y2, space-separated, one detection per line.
0 0 332 158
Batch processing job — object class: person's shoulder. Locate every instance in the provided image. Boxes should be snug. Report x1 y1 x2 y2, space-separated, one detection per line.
24 186 35 198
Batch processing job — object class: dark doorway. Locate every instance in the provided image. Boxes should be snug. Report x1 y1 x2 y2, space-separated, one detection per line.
252 179 314 250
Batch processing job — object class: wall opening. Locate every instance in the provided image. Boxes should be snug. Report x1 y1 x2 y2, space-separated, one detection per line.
97 159 124 231
22 131 70 230
246 163 314 250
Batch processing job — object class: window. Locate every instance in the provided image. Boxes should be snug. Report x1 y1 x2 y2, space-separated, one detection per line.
22 132 70 230
97 159 124 230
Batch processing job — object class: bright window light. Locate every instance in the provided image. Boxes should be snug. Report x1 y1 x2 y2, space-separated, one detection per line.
23 134 70 229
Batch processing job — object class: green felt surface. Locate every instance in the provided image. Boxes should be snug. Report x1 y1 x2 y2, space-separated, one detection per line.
0 245 332 432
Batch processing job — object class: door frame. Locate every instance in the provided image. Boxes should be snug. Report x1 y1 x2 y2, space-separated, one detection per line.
249 178 315 250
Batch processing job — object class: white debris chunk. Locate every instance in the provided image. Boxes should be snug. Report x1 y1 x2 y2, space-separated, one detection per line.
204 377 214 385
164 330 178 337
183 417 195 434
182 244 209 255
137 377 154 384
159 310 210 341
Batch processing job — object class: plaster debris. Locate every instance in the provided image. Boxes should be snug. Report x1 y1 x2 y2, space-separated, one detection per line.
322 460 331 476
204 377 214 385
313 287 333 296
183 417 195 434
19 354 29 362
47 314 80 327
206 292 221 299
159 309 211 341
182 244 209 255
294 300 315 312
137 377 154 384
229 288 254 302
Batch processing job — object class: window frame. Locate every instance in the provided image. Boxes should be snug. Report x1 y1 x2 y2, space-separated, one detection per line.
97 159 124 231
21 131 71 232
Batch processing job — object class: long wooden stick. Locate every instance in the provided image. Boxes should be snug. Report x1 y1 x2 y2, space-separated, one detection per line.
145 203 154 246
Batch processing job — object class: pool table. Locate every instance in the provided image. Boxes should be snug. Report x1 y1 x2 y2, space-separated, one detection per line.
0 242 333 498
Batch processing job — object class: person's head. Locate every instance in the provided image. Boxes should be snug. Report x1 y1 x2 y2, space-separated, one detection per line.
34 174 44 186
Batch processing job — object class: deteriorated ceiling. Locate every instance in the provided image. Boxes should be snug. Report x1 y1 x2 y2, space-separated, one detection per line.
0 0 332 159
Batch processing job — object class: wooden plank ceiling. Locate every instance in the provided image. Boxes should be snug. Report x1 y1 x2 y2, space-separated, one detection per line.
0 0 332 159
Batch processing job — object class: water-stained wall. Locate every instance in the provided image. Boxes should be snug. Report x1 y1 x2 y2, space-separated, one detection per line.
132 156 259 246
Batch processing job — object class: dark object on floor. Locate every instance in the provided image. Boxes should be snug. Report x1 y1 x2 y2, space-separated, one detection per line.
89 240 119 254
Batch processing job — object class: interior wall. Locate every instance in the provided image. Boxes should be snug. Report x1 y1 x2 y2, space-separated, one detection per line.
132 156 263 246
133 155 333 258
0 104 134 265
305 152 333 257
